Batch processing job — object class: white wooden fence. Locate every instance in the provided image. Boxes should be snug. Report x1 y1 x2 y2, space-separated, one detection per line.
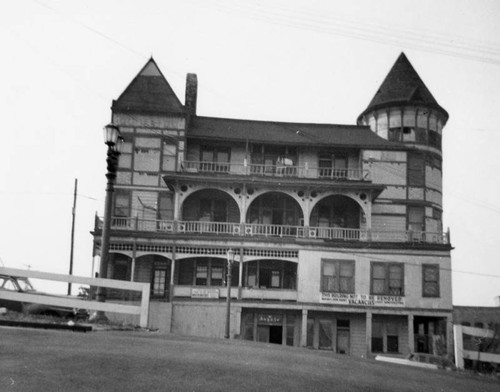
0 267 150 328
453 324 500 369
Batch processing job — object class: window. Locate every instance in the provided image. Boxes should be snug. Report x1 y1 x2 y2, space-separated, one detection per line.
114 190 130 217
244 260 297 290
176 258 238 287
200 146 230 172
388 127 402 142
321 260 354 293
210 260 224 286
318 152 349 178
250 144 297 175
195 261 208 286
433 208 443 232
422 264 440 297
371 263 404 296
408 206 425 232
408 153 425 186
428 130 442 149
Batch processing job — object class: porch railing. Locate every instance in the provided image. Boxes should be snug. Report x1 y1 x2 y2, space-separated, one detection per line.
104 217 450 244
180 160 370 181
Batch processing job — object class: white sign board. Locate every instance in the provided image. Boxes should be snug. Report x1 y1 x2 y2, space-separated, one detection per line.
191 288 220 299
321 292 405 306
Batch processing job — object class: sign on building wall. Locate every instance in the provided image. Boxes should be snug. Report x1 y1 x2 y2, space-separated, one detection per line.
257 314 283 325
191 288 219 299
320 292 405 306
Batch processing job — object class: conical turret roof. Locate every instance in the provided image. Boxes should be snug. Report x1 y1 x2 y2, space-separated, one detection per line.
112 58 184 115
358 53 448 121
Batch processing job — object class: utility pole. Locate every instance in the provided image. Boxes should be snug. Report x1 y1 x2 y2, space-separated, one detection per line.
68 178 77 295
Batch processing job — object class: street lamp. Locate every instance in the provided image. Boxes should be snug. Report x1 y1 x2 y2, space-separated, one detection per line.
224 248 235 339
93 123 123 322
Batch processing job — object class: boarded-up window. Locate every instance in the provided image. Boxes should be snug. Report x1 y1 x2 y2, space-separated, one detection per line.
162 142 176 171
408 153 425 186
408 206 425 232
422 264 440 297
134 137 161 172
158 192 174 220
114 190 130 217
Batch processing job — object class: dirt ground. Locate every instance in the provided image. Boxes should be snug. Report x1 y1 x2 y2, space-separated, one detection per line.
1 327 499 392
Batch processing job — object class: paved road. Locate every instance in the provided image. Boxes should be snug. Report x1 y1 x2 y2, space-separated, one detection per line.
1 327 498 391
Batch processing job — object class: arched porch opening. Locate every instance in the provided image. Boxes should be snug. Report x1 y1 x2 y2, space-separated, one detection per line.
310 195 361 229
181 189 240 223
246 192 303 226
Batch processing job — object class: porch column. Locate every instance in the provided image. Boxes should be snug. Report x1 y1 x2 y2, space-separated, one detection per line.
300 309 308 347
282 313 287 346
234 307 242 338
408 314 415 354
240 185 247 224
364 198 372 230
238 247 243 300
130 240 137 282
446 314 454 358
302 196 310 227
366 311 372 358
169 245 176 301
173 191 181 221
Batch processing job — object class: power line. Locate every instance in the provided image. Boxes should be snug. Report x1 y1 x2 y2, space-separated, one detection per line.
31 0 148 60
191 0 500 66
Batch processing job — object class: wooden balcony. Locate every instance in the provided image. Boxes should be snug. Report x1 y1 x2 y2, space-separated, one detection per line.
103 217 450 245
181 160 370 181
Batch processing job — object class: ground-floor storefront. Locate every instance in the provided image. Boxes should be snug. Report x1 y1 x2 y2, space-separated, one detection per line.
166 301 452 358
239 307 452 357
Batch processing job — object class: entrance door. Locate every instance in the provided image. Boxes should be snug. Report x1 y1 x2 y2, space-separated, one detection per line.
269 326 283 344
319 319 334 350
257 326 270 343
257 325 283 344
337 320 350 354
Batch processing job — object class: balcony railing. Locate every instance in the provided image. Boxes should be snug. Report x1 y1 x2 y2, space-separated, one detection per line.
104 217 450 244
180 160 370 181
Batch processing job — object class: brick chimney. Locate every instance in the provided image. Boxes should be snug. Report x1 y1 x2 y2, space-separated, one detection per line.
185 73 198 116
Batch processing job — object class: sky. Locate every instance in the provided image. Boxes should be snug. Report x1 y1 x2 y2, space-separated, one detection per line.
1 0 499 305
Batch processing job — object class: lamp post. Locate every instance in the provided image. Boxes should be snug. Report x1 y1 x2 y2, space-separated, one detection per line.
224 249 235 339
93 123 123 322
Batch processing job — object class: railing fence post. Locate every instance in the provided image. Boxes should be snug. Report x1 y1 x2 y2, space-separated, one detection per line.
139 283 150 329
454 325 464 369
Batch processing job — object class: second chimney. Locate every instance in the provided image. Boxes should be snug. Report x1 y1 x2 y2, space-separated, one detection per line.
185 73 198 116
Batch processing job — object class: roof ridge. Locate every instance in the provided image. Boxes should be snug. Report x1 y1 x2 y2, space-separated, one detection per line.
194 115 369 129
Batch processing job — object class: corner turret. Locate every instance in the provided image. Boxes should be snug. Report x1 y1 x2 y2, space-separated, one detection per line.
357 53 448 153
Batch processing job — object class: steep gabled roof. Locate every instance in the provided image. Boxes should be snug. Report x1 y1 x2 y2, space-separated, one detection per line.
188 116 406 150
112 58 184 115
358 53 448 121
